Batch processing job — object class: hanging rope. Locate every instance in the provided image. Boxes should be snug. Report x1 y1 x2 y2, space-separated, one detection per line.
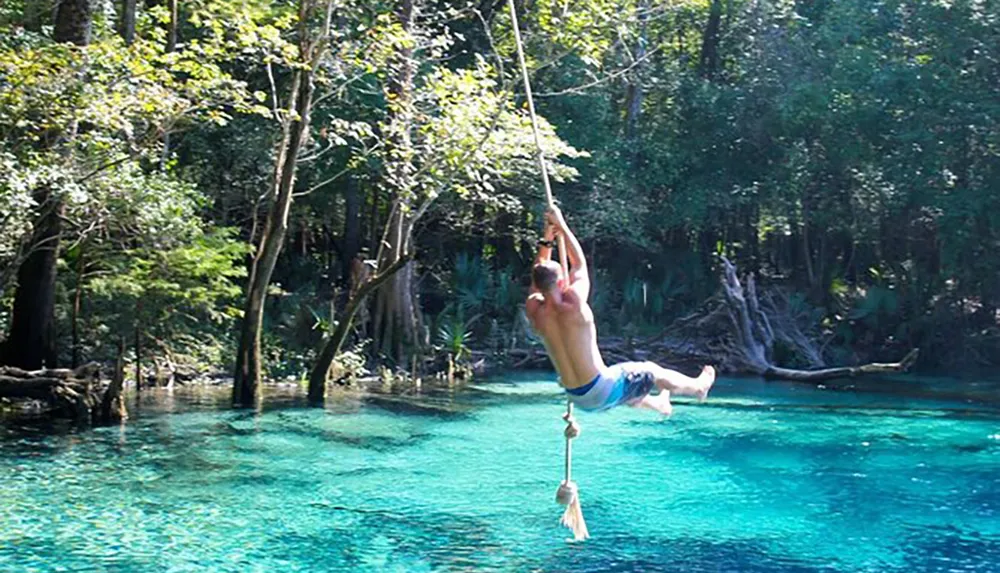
506 0 589 542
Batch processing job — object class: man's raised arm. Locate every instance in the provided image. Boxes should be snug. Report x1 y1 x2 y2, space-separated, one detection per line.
529 218 557 294
526 217 558 321
547 207 590 301
534 219 556 268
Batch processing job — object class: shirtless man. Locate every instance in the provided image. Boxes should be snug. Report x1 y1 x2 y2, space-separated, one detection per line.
525 207 715 415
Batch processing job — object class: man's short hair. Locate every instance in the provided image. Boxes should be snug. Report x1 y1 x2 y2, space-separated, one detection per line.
532 261 560 291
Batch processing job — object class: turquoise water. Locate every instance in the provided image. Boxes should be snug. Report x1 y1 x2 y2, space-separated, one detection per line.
1 375 999 572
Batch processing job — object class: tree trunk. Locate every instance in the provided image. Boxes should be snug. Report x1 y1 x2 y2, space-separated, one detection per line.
698 0 723 79
233 69 311 406
99 339 128 423
623 79 643 142
801 211 816 289
160 0 179 169
54 0 92 45
340 178 364 285
677 12 685 58
134 298 142 391
493 211 518 269
166 0 178 51
120 0 138 45
373 205 422 363
3 0 93 370
762 351 919 382
71 247 86 368
308 255 412 402
719 256 771 369
233 0 328 406
717 256 919 382
746 206 760 273
623 0 648 142
3 193 63 370
372 0 419 365
367 187 380 255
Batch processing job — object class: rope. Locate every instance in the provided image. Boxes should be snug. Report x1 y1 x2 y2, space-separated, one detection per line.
506 0 569 276
507 0 589 542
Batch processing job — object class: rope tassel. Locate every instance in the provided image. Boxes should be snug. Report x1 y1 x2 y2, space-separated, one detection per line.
556 480 589 541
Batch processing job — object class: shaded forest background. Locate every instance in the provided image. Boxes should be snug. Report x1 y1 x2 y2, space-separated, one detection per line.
1 0 998 400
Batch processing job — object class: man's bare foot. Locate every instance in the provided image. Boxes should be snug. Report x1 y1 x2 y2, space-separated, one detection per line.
653 391 673 417
695 365 716 402
633 392 673 416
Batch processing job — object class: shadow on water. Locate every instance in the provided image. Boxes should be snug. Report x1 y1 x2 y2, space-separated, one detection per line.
262 410 438 453
302 502 512 571
747 372 1000 410
535 536 845 573
680 400 1000 420
901 527 1000 572
361 393 474 417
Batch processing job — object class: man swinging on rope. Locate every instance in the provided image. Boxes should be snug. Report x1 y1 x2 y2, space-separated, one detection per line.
526 206 716 415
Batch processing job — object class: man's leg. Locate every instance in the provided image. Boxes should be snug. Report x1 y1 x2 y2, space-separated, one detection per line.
631 390 673 416
647 363 715 401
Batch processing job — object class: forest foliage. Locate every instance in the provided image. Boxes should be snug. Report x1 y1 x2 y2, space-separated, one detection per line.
1 0 997 387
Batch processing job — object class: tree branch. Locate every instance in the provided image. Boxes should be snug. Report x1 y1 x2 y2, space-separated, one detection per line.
75 155 130 184
534 46 662 97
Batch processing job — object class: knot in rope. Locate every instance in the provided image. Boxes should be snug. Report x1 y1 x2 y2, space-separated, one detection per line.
555 480 578 506
563 413 581 439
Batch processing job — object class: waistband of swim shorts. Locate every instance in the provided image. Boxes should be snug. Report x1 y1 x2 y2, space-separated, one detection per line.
565 372 602 396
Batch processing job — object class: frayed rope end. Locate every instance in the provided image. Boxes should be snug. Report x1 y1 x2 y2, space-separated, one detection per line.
556 480 590 541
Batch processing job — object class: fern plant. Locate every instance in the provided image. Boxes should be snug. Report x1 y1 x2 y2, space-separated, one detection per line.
454 253 490 314
438 318 474 361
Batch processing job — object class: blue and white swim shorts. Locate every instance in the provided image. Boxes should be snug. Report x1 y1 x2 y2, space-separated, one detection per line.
564 362 657 412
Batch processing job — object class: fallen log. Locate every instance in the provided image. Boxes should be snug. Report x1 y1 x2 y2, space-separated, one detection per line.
0 362 125 423
763 349 920 382
0 376 76 398
715 256 919 383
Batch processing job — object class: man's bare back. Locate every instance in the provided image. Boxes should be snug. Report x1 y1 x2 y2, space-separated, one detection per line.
527 280 603 390
526 207 715 414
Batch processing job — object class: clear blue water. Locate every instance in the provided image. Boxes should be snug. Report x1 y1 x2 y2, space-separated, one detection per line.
1 374 999 572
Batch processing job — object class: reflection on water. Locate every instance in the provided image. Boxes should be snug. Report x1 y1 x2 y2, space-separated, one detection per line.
1 374 998 572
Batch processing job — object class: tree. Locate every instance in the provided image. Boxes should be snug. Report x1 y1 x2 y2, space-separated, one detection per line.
3 0 999 388
88 229 247 386
1 0 269 371
120 0 138 45
232 0 334 406
2 0 92 369
367 1 585 365
308 254 412 402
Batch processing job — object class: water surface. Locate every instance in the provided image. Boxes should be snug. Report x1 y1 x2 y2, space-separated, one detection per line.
2 375 998 572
